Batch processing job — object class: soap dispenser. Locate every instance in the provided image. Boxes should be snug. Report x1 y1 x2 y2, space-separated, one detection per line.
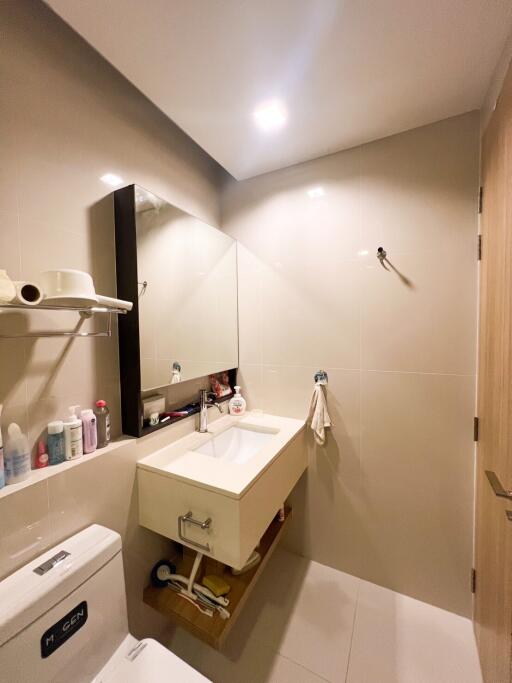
229 386 246 416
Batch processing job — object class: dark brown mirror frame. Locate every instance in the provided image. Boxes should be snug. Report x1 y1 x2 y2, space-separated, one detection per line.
114 185 237 437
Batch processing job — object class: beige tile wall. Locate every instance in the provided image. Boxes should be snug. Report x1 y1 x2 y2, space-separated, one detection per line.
0 0 226 449
0 0 227 638
221 112 480 616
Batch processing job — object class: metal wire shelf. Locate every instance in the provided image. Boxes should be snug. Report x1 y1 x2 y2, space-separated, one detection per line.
0 303 128 338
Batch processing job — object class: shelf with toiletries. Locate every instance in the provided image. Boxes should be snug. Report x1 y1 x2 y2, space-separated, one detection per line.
140 392 234 437
0 269 133 338
0 399 114 497
0 438 133 501
139 369 238 438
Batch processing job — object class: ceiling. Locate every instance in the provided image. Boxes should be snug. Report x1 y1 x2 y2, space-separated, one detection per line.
46 0 512 180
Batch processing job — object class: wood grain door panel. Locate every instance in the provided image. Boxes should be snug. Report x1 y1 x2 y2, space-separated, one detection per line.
474 60 512 683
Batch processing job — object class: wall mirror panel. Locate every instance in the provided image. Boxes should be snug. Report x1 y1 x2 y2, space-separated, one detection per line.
114 184 238 436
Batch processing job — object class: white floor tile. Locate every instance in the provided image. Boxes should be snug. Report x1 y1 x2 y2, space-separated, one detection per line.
167 549 483 683
233 548 359 682
168 623 328 683
346 579 483 683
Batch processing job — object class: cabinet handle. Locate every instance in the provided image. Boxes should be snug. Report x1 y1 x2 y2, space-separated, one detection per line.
178 511 212 552
485 470 512 499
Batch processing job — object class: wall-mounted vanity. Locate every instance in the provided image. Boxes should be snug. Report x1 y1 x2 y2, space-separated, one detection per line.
137 412 306 568
139 411 306 648
114 185 308 648
114 185 239 436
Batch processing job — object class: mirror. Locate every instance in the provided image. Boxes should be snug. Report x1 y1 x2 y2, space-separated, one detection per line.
114 184 239 436
134 186 238 390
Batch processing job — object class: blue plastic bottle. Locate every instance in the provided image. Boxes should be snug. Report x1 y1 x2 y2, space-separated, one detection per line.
47 420 66 465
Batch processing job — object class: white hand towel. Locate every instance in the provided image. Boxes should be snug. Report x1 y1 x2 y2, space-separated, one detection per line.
308 384 332 445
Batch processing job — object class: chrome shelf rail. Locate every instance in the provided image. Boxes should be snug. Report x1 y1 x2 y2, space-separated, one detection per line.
0 303 128 339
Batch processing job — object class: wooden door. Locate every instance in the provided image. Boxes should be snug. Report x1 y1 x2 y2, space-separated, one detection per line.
474 60 512 683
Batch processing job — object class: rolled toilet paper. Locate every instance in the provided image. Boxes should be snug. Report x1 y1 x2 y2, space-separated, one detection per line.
13 281 43 306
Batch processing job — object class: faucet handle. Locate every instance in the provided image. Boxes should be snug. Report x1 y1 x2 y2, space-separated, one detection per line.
199 389 219 403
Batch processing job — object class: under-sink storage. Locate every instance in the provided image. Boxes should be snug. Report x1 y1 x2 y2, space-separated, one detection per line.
137 413 306 569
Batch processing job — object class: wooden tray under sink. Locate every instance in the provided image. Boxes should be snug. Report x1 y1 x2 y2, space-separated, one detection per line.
143 506 291 649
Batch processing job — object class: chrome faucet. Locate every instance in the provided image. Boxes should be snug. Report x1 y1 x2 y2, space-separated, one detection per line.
198 389 222 433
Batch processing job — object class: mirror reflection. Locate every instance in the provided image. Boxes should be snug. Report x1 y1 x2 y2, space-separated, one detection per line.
135 186 238 390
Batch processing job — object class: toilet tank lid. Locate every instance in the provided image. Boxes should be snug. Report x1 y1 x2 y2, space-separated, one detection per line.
0 524 121 647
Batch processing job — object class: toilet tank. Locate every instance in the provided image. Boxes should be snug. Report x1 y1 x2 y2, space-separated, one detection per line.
0 525 129 683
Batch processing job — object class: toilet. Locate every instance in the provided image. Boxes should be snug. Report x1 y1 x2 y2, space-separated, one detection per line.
0 524 209 682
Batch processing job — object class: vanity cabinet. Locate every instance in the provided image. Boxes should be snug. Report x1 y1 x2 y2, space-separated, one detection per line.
137 425 306 569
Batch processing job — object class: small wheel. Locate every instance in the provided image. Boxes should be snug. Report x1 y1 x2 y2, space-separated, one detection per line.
150 559 176 588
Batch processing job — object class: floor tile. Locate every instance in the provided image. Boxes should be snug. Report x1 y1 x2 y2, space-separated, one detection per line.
167 549 482 683
346 579 483 683
168 548 358 683
168 621 329 683
233 548 359 682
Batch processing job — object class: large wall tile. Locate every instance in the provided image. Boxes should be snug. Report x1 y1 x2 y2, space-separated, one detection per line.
359 112 479 258
0 481 51 579
0 211 21 279
0 340 28 408
260 260 361 368
360 370 475 615
361 249 477 374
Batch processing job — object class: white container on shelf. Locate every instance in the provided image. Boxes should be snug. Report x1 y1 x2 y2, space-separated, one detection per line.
64 405 83 460
0 270 16 303
4 423 31 484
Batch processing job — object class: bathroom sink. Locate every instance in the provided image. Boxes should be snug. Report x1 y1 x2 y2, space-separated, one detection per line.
193 424 278 464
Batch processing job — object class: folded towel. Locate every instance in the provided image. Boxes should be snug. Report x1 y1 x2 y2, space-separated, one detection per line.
308 384 332 445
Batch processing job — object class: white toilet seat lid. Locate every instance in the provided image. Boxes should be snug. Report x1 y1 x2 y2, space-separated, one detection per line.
98 637 210 682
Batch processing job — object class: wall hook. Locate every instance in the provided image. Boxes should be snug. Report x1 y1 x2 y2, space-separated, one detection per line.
314 370 328 385
377 247 387 263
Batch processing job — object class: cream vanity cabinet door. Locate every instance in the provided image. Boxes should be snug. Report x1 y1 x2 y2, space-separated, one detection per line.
137 470 242 568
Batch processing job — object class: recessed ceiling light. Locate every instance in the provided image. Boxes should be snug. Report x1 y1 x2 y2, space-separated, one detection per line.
307 186 325 199
253 99 287 132
100 173 124 187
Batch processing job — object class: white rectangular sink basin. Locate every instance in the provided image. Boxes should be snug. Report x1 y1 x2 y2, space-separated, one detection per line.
193 425 278 464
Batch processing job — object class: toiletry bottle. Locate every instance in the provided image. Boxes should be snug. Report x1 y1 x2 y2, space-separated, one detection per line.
81 409 97 454
229 386 246 416
0 405 4 489
35 440 49 468
94 400 111 448
4 423 31 484
47 420 66 465
64 405 83 460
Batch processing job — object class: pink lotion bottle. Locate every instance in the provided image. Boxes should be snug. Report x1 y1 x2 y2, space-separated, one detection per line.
81 409 97 454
